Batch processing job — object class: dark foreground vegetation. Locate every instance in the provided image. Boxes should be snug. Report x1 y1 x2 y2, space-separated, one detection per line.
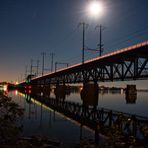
0 92 60 148
0 92 23 146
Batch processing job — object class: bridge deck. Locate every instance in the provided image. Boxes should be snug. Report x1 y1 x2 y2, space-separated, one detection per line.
38 41 148 76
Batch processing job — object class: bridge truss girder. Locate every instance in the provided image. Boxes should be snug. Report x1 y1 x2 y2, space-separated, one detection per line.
35 57 148 85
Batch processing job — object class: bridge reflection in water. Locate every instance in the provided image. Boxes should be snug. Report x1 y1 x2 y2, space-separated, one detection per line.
19 86 148 146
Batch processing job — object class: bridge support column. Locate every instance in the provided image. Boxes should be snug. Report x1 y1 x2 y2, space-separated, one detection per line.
42 84 51 97
125 85 137 104
80 82 99 143
80 82 99 108
54 84 67 101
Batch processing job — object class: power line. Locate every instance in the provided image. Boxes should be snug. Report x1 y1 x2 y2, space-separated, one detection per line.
107 0 148 28
55 62 69 72
108 26 148 49
105 0 148 50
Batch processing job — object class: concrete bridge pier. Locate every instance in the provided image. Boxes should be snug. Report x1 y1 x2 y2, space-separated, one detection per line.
80 82 99 108
54 81 71 101
125 85 137 104
80 82 99 144
54 84 66 101
42 85 51 97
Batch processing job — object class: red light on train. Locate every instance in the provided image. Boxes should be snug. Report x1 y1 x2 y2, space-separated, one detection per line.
28 90 31 94
28 85 32 89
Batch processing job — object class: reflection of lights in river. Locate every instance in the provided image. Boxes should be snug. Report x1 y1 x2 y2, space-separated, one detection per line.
3 85 8 92
14 90 18 96
17 92 94 134
28 90 31 94
80 86 83 91
18 92 25 97
41 92 43 96
120 88 124 95
51 88 55 93
31 98 94 133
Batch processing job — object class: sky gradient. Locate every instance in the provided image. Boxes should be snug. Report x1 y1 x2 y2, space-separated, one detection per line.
0 0 148 88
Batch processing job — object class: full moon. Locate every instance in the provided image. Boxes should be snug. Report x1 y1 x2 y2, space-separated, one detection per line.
88 1 103 16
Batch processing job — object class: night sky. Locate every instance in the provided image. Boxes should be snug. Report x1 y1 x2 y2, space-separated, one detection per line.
0 0 148 88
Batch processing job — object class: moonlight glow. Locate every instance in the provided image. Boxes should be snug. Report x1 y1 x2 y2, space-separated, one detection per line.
88 1 104 17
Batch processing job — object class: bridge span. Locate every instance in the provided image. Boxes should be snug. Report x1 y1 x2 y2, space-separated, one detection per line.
19 41 148 86
17 41 148 145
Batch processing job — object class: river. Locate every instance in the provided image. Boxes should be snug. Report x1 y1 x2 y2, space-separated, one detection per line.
7 88 148 147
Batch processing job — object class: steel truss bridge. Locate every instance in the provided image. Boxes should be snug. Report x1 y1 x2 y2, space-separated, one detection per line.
19 41 148 86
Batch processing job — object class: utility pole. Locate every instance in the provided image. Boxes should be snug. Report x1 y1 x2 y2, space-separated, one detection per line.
50 53 55 72
99 25 103 56
55 62 57 72
25 65 28 79
41 52 46 76
96 25 105 56
30 59 33 75
36 60 39 76
82 22 85 64
79 22 88 64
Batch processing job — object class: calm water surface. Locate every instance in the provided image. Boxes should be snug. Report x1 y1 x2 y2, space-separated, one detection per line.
66 90 148 117
8 89 148 147
8 90 94 147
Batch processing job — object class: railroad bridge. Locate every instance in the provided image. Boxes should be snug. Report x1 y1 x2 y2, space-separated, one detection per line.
19 41 148 86
18 41 148 103
18 41 148 145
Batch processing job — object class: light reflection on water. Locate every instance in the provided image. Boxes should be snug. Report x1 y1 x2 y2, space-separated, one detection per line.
8 89 148 147
8 90 94 148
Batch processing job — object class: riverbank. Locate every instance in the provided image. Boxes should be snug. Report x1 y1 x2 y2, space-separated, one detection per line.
0 92 61 147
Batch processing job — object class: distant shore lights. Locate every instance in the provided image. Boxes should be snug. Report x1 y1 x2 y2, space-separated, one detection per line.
3 85 8 92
